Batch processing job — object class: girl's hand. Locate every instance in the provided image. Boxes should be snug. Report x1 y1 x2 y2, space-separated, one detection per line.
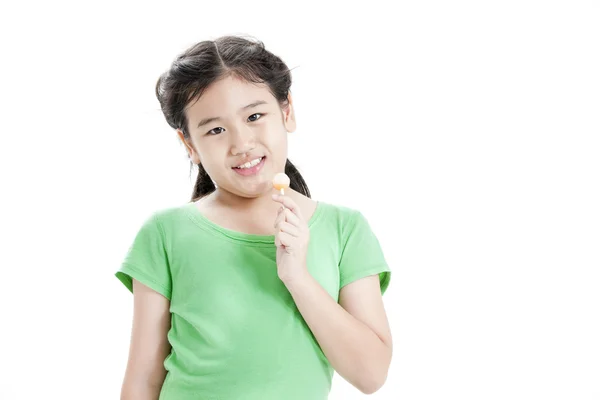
272 194 311 285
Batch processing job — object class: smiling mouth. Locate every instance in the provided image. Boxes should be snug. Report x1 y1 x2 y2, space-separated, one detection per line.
233 156 265 169
231 156 266 177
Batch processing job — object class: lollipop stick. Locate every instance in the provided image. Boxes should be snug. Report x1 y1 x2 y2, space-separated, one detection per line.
280 188 284 196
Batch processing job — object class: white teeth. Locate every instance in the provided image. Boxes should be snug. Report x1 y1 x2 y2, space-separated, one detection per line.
236 157 262 169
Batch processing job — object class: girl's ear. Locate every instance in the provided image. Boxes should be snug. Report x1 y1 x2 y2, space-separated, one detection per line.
177 129 201 164
282 91 297 133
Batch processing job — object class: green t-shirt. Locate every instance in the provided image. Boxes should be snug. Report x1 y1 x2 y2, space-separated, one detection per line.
115 201 391 400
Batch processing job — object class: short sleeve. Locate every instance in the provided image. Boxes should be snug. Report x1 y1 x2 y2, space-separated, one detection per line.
339 211 391 294
115 213 172 300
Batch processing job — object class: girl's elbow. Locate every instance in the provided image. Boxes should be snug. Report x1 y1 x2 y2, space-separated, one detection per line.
358 371 388 395
357 355 391 394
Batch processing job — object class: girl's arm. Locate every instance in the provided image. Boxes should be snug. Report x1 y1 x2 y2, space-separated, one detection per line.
120 279 171 400
272 194 392 394
285 273 393 394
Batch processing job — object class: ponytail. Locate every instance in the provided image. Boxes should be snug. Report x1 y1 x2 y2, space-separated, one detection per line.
285 159 311 198
190 162 216 202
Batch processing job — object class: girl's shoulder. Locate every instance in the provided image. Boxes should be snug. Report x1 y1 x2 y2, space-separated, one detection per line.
310 199 369 233
292 191 360 222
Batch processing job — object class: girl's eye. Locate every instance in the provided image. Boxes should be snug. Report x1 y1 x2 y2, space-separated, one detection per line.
206 113 264 135
207 127 224 135
248 113 263 122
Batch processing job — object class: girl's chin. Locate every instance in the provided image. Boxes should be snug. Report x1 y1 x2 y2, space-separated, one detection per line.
218 181 273 198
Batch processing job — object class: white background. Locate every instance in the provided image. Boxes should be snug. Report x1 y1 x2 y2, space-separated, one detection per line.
1 0 599 399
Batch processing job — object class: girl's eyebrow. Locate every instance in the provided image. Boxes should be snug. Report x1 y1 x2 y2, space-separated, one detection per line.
196 100 268 128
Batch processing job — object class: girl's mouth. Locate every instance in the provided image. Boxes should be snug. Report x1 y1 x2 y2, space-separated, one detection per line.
232 156 266 176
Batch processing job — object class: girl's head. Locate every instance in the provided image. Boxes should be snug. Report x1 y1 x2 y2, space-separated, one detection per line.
155 35 310 202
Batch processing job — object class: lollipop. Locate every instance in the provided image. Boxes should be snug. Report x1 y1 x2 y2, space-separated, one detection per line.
272 172 290 195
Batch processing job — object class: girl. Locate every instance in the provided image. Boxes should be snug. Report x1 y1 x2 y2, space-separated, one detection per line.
116 35 392 400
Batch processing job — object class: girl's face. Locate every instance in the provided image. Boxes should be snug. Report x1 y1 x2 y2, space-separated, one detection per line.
178 75 296 198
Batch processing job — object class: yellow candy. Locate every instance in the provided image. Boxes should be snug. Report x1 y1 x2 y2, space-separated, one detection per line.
272 173 290 195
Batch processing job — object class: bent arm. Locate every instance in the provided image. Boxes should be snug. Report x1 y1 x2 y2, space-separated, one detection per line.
285 273 393 394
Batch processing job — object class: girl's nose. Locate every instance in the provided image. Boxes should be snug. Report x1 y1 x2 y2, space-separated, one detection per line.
230 126 256 155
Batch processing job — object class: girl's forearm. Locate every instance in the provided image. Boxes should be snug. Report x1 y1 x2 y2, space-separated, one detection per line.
121 379 163 400
284 270 392 394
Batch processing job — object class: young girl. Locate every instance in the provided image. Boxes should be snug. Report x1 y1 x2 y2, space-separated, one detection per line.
116 35 392 400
